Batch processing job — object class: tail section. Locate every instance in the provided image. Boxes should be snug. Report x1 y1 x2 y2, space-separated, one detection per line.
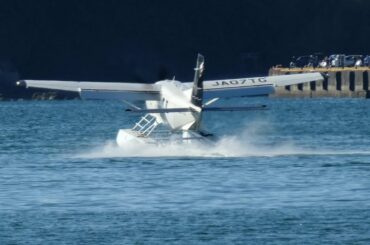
191 54 205 107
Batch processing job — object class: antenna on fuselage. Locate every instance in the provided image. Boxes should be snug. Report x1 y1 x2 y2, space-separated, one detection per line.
191 54 205 108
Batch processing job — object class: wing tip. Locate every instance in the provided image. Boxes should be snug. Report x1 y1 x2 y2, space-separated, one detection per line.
16 80 26 87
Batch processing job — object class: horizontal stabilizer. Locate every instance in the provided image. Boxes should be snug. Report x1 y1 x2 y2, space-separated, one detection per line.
126 105 267 113
126 108 193 113
203 105 267 111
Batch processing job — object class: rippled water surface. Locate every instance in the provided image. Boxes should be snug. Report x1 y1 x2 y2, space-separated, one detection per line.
1 98 370 244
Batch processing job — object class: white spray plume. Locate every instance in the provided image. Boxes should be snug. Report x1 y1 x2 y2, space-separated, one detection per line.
77 121 305 158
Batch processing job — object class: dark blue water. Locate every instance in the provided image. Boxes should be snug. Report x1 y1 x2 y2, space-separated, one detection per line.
1 98 370 244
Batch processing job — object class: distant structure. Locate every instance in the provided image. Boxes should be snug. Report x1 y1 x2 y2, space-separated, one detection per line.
271 53 370 98
269 67 370 98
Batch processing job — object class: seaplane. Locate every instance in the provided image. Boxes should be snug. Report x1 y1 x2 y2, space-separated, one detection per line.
17 54 323 146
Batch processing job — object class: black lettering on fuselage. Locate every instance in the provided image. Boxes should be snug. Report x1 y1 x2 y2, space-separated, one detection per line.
258 77 267 83
212 77 267 87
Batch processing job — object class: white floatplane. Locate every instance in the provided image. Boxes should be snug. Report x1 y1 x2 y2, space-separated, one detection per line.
17 54 323 146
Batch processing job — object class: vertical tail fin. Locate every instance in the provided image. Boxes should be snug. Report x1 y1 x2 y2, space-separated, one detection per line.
191 54 205 107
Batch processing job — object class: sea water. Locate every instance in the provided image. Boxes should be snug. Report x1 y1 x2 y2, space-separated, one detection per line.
1 98 370 244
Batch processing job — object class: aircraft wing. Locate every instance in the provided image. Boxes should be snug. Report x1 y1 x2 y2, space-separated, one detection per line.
200 72 323 99
16 80 161 101
17 72 323 101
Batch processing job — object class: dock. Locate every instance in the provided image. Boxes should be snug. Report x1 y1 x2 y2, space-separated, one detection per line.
269 67 370 98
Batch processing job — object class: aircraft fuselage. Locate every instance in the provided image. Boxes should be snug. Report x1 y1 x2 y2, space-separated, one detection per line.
145 80 201 131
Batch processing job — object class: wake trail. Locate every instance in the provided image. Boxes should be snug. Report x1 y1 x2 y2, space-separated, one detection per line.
76 131 370 159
